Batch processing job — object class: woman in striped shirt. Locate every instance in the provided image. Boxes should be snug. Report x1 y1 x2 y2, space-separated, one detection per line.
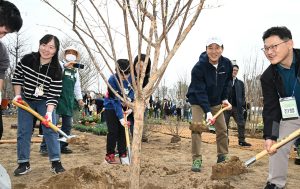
12 34 65 176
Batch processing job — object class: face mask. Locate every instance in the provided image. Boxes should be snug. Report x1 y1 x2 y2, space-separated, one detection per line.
65 54 77 62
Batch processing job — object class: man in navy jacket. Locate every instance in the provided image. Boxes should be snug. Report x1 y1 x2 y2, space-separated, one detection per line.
186 37 233 172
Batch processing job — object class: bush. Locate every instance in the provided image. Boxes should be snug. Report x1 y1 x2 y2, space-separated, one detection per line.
73 123 108 135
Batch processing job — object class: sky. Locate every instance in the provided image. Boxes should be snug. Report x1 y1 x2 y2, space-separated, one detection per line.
6 0 300 89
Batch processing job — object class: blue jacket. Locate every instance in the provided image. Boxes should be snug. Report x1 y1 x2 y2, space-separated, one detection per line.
186 52 233 113
104 74 134 120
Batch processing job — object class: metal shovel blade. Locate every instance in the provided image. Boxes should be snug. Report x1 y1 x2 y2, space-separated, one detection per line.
58 135 77 143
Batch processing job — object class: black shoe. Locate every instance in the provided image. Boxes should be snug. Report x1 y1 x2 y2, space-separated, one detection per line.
51 161 65 174
39 148 48 156
14 162 31 176
264 182 283 189
61 147 73 154
239 141 252 147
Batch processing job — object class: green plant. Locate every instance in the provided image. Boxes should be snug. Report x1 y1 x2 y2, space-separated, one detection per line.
73 123 108 135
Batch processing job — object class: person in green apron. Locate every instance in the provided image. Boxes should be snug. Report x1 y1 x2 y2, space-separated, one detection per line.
39 46 84 154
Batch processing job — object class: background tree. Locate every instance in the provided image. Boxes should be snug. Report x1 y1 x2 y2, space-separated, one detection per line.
43 0 206 188
4 31 30 99
242 47 266 135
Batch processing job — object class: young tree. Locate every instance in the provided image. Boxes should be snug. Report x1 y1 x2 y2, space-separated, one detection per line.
43 0 206 188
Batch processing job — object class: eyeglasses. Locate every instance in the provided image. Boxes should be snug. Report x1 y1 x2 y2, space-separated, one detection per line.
261 40 288 52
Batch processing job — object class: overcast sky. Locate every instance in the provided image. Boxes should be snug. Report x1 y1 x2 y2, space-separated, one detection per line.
7 0 300 89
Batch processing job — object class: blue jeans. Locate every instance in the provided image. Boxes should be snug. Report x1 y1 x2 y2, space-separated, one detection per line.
59 115 72 149
17 99 60 163
41 114 72 150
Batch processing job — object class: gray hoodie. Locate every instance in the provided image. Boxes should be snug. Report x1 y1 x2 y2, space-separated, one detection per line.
0 41 9 79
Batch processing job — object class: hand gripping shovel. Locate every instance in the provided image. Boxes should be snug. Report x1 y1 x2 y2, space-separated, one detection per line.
12 99 77 143
190 104 232 133
245 127 300 167
206 104 232 126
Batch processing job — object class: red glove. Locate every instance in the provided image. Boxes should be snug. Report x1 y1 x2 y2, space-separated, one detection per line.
42 112 52 128
13 95 22 103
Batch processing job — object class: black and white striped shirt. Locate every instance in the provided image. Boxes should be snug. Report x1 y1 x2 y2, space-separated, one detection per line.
12 53 62 106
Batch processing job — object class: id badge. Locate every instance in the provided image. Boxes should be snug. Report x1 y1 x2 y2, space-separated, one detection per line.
279 96 299 119
34 87 40 97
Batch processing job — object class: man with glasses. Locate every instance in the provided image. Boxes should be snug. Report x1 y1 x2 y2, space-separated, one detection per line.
186 37 233 172
224 65 251 147
260 26 300 189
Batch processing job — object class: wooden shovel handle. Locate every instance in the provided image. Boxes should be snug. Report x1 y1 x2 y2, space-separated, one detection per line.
213 105 231 120
256 128 300 160
207 104 232 126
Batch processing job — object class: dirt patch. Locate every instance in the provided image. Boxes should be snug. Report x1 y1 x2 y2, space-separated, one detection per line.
1 116 300 189
211 156 248 180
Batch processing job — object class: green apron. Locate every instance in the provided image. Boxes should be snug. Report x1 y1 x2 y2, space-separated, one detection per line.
56 68 77 116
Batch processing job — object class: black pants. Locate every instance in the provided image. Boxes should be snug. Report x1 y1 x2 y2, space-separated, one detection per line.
105 109 126 155
0 109 3 140
224 106 246 142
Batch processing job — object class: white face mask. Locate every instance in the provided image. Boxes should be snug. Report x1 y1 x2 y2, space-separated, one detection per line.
65 54 77 62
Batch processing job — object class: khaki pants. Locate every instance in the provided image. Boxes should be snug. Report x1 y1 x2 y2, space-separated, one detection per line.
190 104 228 160
267 118 300 188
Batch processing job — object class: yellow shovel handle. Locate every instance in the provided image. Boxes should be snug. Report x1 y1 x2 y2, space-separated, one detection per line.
12 100 60 133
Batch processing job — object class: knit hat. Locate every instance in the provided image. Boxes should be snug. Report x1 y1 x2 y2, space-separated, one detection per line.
117 59 130 75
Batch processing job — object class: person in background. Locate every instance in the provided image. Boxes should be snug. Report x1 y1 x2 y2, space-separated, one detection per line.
176 99 183 121
83 93 92 116
56 46 84 153
186 36 232 172
260 26 300 189
104 59 134 164
95 94 105 122
40 46 85 155
12 34 65 175
183 100 191 122
0 0 23 140
0 1 22 188
134 53 152 141
153 97 161 119
224 65 251 147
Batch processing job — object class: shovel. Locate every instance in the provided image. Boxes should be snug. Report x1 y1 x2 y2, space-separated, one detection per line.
206 104 232 126
12 100 77 143
245 127 300 167
211 126 300 180
121 111 131 165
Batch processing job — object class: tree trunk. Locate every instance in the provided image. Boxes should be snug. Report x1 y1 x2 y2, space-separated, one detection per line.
129 99 145 189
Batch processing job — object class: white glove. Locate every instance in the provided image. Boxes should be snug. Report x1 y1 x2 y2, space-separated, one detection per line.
119 118 126 126
45 112 52 122
206 112 213 123
124 109 133 116
13 95 22 102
